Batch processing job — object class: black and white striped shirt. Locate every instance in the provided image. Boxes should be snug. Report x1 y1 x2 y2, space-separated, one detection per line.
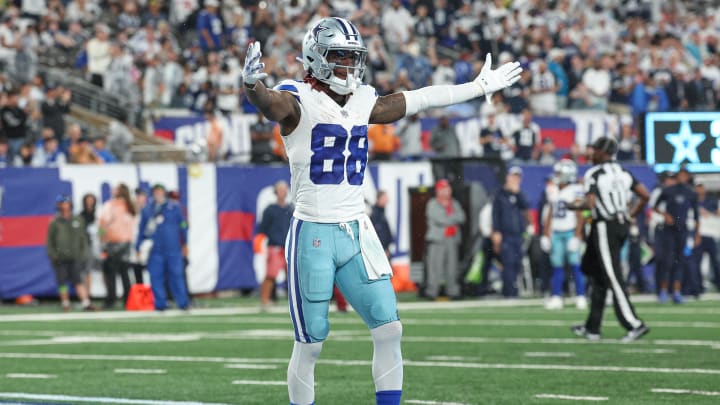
583 161 638 222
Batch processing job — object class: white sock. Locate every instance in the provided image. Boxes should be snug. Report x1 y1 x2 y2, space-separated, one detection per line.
82 298 90 307
287 341 323 405
371 321 403 392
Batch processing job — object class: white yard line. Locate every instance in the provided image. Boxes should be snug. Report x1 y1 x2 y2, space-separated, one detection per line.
5 373 56 379
425 356 481 361
1 352 719 375
0 393 230 405
405 400 473 405
224 364 278 370
524 352 576 358
114 369 167 374
621 349 676 354
231 380 286 386
1 333 718 348
535 394 609 401
652 388 720 396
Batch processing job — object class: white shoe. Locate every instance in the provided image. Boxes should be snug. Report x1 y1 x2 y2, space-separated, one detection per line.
575 296 588 310
545 295 564 310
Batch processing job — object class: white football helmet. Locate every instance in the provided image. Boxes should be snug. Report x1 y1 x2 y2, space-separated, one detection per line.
553 159 578 185
300 17 367 95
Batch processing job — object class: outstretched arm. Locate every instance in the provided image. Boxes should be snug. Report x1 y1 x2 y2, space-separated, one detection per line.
242 42 300 131
369 53 522 124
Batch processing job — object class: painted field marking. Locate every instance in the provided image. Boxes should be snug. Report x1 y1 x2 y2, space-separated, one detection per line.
0 392 230 405
224 364 278 370
524 352 576 358
5 373 56 379
1 333 719 348
535 394 609 401
652 388 720 396
405 400 473 405
114 369 167 374
2 353 720 375
231 380 286 386
621 348 676 354
425 356 481 361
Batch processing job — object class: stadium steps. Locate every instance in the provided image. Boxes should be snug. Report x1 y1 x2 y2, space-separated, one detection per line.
70 105 186 163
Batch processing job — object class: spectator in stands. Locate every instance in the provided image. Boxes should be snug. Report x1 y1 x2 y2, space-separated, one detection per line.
86 24 112 88
0 14 18 73
93 136 118 163
99 183 136 309
70 135 103 164
197 0 223 51
371 190 393 258
65 0 100 26
205 109 224 162
529 60 559 115
685 68 716 111
0 89 28 161
32 128 66 166
136 184 190 311
250 113 275 164
170 83 195 109
492 167 531 298
616 118 639 162
424 179 465 300
46 194 95 311
368 123 398 161
12 142 34 167
0 137 9 167
216 62 239 114
257 180 293 310
117 1 142 34
479 111 504 160
537 138 557 165
381 0 414 53
41 85 72 144
431 115 462 181
510 109 540 163
547 49 569 111
396 114 423 160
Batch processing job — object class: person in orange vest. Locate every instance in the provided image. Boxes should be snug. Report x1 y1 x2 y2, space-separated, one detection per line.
368 123 399 160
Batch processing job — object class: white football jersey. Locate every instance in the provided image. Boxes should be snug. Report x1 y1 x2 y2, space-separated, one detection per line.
274 79 378 223
549 183 584 232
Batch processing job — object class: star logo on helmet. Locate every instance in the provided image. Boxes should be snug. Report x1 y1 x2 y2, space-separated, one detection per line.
312 25 329 41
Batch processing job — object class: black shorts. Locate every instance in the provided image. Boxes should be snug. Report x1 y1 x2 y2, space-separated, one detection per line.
52 259 84 286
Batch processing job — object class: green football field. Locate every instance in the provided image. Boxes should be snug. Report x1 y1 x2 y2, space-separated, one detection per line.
0 294 719 405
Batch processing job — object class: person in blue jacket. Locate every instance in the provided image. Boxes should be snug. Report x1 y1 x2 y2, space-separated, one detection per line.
136 184 190 310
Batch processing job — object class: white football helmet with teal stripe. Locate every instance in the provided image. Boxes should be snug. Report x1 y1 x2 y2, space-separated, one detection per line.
300 17 367 95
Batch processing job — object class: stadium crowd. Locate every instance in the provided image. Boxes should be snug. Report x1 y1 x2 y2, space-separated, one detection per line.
2 0 720 164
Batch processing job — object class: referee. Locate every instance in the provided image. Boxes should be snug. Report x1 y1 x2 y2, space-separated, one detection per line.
571 137 650 342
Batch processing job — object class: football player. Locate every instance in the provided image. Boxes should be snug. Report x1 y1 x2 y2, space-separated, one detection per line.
241 17 522 405
541 159 587 310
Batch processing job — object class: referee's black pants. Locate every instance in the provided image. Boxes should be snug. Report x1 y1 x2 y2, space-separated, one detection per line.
582 219 644 334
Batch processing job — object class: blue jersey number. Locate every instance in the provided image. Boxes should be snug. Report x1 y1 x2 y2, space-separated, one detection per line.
310 124 368 185
554 201 567 218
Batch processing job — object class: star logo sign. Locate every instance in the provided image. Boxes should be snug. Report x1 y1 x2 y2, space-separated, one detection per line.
665 120 706 164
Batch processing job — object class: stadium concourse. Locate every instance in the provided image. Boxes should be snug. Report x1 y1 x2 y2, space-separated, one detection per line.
0 294 719 404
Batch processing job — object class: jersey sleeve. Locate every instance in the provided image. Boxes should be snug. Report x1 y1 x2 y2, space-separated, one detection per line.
273 80 302 103
583 170 597 195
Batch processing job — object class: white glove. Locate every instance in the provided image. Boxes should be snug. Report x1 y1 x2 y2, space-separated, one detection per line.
242 41 268 86
567 236 580 252
475 53 523 103
540 235 551 253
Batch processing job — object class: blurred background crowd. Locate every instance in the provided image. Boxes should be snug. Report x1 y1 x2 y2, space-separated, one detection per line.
1 0 720 166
